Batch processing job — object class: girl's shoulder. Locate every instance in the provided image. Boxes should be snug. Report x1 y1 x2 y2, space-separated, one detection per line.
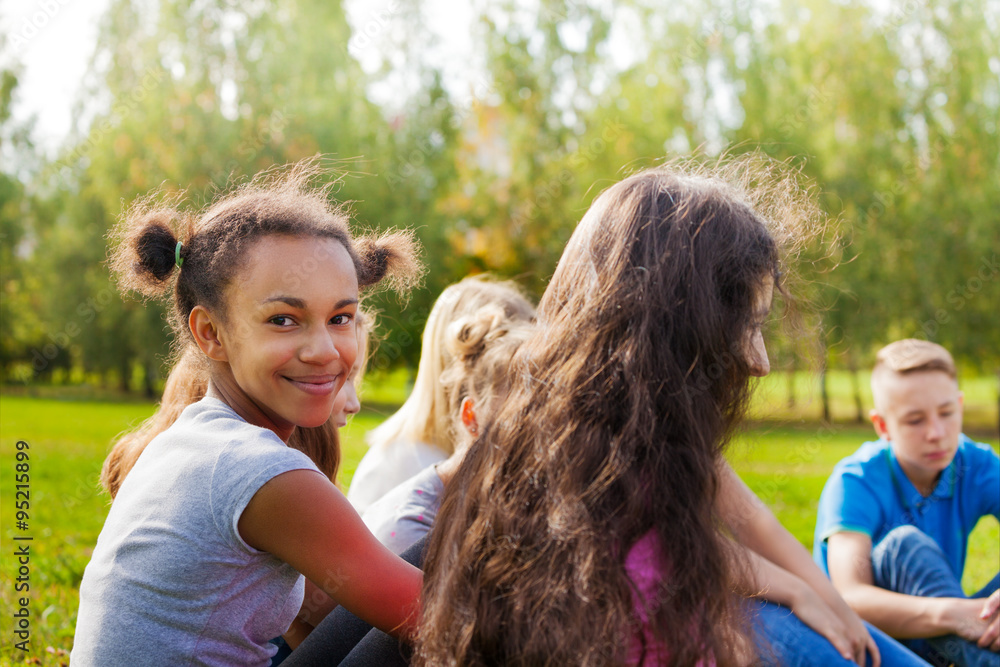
142 397 308 474
171 396 283 446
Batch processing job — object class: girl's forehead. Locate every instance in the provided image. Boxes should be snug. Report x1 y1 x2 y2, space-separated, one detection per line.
236 235 358 298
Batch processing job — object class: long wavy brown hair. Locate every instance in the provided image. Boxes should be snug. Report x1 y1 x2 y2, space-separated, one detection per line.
416 157 820 666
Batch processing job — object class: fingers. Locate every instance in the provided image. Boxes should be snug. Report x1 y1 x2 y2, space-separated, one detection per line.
815 618 855 663
836 627 866 665
827 634 855 664
977 615 999 651
850 631 867 667
981 590 1000 620
865 629 881 667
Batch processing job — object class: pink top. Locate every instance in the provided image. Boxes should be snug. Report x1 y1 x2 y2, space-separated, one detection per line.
623 530 715 666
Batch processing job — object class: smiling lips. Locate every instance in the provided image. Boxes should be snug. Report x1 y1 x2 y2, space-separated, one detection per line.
284 374 339 396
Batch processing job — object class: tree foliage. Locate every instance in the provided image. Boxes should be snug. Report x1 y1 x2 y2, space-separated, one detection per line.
2 0 998 391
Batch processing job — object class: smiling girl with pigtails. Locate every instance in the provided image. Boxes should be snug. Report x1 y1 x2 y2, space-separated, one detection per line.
71 161 423 667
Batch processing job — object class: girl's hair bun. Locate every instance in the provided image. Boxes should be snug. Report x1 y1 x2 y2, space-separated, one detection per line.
109 203 190 299
354 228 424 293
447 305 508 366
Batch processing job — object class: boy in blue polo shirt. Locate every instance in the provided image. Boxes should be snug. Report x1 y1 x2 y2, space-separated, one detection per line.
814 339 999 667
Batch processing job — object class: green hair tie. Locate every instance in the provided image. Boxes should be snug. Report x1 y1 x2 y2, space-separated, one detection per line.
175 241 184 269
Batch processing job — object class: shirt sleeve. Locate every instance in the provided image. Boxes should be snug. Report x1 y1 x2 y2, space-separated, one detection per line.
209 430 322 554
816 462 885 544
972 442 1000 520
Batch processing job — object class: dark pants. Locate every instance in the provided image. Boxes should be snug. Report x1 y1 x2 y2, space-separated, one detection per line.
281 537 428 666
872 526 1000 667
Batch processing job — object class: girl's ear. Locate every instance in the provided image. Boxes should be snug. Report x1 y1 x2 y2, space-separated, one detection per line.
460 396 479 436
190 306 228 362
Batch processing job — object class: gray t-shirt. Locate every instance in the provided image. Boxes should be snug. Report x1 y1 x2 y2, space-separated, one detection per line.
360 465 445 554
72 397 321 667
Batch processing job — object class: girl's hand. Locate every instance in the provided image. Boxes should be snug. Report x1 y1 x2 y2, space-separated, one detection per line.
790 585 879 667
823 592 880 667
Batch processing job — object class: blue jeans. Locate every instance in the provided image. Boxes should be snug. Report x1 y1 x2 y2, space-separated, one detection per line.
872 525 1000 667
753 598 932 666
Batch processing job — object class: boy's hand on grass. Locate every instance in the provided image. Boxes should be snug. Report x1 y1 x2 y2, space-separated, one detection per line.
977 590 999 651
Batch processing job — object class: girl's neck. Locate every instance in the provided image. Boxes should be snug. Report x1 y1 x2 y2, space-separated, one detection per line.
434 439 473 487
206 375 294 443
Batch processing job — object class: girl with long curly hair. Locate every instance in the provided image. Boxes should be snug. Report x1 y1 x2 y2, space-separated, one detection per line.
282 159 928 667
413 159 925 667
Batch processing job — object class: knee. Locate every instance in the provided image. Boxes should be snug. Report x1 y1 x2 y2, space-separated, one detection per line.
871 525 941 578
875 525 935 554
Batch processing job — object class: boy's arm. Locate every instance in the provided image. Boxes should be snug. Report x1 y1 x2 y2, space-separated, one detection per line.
716 463 877 666
827 530 990 641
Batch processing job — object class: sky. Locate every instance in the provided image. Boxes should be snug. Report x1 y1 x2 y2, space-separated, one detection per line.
0 0 483 161
1 0 111 158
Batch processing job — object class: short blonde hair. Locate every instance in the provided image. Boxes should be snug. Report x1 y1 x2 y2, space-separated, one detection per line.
871 339 957 409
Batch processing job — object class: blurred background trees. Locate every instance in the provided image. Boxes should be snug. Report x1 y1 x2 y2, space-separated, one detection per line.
1 0 998 406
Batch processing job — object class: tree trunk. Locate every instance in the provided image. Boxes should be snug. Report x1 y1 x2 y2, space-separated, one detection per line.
849 354 864 423
819 329 831 423
143 360 157 400
119 357 130 392
820 362 831 424
787 356 797 409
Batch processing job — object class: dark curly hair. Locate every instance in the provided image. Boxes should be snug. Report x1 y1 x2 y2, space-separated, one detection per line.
416 156 822 666
109 158 422 346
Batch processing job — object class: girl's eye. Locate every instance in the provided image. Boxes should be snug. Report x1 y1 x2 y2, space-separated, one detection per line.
269 315 294 326
905 418 923 426
330 313 353 326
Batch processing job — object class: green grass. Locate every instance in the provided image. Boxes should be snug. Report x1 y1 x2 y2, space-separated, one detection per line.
0 398 154 665
749 369 999 435
728 423 999 592
1 387 997 666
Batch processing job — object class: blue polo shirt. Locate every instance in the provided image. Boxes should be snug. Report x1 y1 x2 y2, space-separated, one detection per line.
813 434 999 578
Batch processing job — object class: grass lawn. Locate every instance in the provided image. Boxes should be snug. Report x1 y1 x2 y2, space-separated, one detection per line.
1 389 997 665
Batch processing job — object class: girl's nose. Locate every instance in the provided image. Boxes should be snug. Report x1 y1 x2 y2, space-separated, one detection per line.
344 383 361 415
301 328 339 365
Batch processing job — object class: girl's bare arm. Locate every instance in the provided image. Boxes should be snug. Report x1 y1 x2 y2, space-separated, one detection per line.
238 469 423 642
717 462 878 667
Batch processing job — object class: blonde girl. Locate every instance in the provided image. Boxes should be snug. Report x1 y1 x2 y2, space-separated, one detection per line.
361 301 536 554
347 276 536 513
